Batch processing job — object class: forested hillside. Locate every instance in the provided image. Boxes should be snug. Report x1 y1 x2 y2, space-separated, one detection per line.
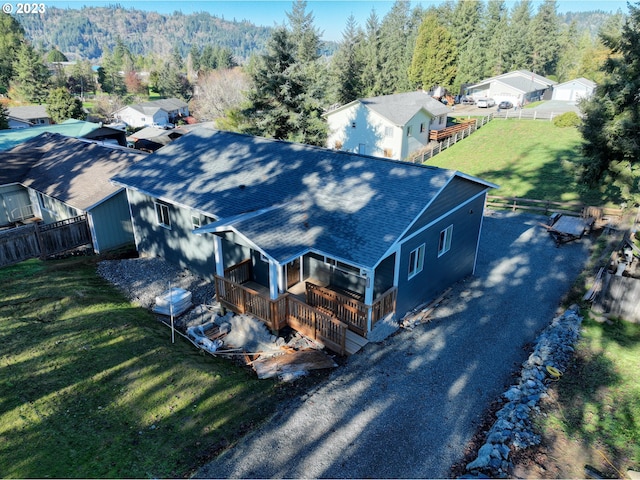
15 6 276 61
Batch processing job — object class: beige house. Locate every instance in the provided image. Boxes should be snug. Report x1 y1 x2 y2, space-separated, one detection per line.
324 91 451 161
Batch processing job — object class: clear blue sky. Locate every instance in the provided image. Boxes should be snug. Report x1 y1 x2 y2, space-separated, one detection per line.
40 0 630 42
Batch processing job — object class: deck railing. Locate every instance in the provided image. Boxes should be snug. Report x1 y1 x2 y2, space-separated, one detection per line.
371 287 397 327
224 258 251 285
305 283 367 336
287 296 347 356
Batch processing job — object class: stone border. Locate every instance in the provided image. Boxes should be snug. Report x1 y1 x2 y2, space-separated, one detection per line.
464 305 583 478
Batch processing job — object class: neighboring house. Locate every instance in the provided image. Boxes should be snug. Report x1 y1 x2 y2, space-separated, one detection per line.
0 119 127 151
7 105 52 128
552 78 596 102
324 91 451 161
0 133 147 253
112 98 189 128
7 116 33 129
126 126 184 152
111 128 497 353
466 70 556 106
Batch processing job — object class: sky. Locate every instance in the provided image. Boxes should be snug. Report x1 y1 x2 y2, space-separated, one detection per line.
36 0 630 42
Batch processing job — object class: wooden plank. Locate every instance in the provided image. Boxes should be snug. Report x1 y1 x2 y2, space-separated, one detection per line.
252 349 338 379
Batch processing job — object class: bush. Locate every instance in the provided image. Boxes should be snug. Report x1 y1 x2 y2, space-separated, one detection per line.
554 111 581 128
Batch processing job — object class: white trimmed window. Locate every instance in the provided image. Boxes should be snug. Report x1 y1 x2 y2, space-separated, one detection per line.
155 202 171 229
408 244 425 279
384 126 393 138
438 225 453 257
191 214 201 230
406 125 413 137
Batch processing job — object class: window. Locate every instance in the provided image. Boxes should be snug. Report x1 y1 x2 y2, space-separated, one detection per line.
408 244 425 279
351 121 356 128
438 225 453 257
155 202 171 229
191 214 201 229
384 126 393 138
420 123 426 133
406 125 412 136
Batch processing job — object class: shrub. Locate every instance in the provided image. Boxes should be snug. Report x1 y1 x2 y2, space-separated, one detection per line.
554 111 581 128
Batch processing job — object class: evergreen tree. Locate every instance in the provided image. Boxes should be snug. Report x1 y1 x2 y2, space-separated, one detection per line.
529 0 560 76
454 34 485 92
408 13 457 91
99 50 126 95
504 0 532 71
0 13 26 93
286 0 322 64
11 42 50 103
579 3 640 191
450 0 485 91
46 87 86 123
238 27 326 145
0 102 9 129
359 9 382 97
555 21 580 82
483 0 509 77
378 0 413 94
329 15 364 105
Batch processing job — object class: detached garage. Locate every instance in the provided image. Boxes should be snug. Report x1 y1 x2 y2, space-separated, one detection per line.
552 78 596 102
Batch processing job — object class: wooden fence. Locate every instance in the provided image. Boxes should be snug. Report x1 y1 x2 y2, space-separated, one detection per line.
0 215 92 268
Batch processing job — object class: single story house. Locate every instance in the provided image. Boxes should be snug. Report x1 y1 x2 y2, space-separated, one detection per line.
324 91 451 161
111 128 497 354
7 105 51 128
551 78 596 102
0 119 127 151
465 70 556 106
112 98 189 128
126 126 184 152
0 133 147 253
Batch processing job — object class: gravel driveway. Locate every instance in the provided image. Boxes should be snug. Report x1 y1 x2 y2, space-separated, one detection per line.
194 211 592 479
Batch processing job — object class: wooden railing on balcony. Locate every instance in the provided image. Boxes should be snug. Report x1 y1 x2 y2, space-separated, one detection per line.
214 275 287 331
224 258 252 285
371 287 397 327
305 283 367 336
287 297 347 356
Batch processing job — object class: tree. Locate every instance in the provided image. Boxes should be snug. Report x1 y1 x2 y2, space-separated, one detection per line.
329 15 364 105
377 0 415 94
482 0 509 77
0 13 26 93
46 87 86 123
236 27 326 145
504 0 532 71
0 102 9 129
579 3 640 191
190 68 249 121
10 42 50 103
359 9 383 97
286 0 323 64
528 0 560 76
408 13 457 91
99 50 126 95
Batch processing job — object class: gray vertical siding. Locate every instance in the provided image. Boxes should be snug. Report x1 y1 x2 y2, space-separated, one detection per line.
0 185 30 226
374 253 395 298
88 190 135 252
128 189 216 279
396 194 486 315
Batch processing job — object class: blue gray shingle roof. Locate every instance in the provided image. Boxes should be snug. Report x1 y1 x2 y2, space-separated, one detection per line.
112 128 492 268
360 91 451 125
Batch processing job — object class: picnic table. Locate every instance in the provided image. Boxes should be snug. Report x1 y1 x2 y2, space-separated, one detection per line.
541 213 594 246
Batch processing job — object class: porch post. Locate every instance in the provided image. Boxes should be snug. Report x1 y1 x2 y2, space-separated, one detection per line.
364 268 375 333
268 260 280 300
212 235 224 277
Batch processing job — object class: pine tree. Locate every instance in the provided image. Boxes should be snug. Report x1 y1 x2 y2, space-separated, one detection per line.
359 9 382 97
286 0 322 64
483 0 509 77
378 0 413 94
529 0 560 76
408 13 457 92
0 102 9 129
11 42 50 103
579 3 640 191
0 13 25 93
329 15 364 105
504 0 532 71
46 87 86 123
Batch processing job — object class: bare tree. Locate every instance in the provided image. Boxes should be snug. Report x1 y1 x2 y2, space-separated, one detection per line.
190 68 249 122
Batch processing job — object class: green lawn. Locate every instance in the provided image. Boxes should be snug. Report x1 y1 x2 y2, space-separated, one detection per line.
427 119 624 206
0 258 279 478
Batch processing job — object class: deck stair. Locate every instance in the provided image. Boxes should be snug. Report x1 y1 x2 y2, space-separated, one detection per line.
345 330 368 355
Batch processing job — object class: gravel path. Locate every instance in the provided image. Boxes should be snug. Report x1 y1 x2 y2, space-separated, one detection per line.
193 211 592 479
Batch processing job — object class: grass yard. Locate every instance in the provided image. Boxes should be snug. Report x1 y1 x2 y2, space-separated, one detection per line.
536 314 640 477
428 119 625 206
0 257 280 478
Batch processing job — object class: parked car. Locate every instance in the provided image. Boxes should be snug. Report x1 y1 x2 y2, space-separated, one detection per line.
498 101 513 110
476 98 496 108
460 96 475 105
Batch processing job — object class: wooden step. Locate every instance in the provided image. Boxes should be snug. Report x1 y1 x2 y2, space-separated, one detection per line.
345 329 368 355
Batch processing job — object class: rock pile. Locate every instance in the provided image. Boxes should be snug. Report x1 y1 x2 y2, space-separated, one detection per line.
464 305 583 478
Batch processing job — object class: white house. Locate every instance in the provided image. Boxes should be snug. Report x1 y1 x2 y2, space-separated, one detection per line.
552 78 596 102
466 70 556 106
324 91 451 161
7 105 52 128
112 98 189 128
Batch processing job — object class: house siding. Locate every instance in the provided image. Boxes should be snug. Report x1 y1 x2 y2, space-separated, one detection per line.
403 177 488 239
374 253 395 297
395 194 486 315
127 189 215 279
88 190 135 252
0 185 31 226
